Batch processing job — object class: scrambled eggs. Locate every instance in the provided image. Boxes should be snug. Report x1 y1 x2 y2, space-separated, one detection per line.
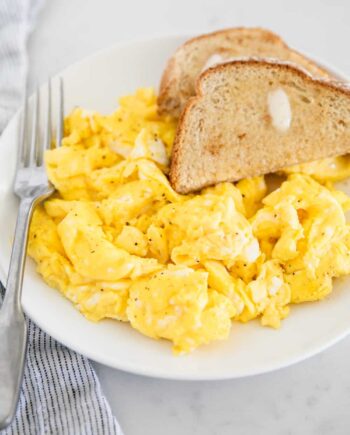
28 88 350 354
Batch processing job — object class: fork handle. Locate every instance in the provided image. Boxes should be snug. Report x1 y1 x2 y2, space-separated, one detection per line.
0 198 35 429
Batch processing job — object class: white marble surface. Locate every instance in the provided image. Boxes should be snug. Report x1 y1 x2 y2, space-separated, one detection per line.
27 1 350 434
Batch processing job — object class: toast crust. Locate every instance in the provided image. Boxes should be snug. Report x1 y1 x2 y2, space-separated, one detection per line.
170 59 350 193
158 28 331 117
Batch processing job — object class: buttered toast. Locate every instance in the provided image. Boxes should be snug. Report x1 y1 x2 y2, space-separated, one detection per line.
170 60 350 194
158 27 331 117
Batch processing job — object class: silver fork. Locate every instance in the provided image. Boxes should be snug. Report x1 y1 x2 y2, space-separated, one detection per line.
0 79 64 429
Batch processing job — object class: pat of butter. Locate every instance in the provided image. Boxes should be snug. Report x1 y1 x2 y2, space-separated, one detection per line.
202 53 238 72
267 88 292 132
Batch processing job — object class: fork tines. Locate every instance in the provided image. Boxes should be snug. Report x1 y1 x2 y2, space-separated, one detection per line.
19 78 64 169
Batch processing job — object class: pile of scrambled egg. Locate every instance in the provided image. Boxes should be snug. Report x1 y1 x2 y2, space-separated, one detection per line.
28 88 350 354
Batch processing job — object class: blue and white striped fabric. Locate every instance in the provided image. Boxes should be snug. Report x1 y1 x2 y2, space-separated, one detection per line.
0 1 123 434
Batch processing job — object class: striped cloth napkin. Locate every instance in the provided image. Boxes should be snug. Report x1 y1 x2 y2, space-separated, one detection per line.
0 1 123 434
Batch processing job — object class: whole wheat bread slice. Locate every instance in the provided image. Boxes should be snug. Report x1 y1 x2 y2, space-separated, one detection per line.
170 60 350 194
158 27 331 117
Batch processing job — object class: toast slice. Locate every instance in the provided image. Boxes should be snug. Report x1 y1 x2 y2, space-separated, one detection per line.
158 28 331 117
170 60 350 194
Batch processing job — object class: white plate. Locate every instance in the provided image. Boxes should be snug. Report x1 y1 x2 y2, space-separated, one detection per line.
0 35 350 380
